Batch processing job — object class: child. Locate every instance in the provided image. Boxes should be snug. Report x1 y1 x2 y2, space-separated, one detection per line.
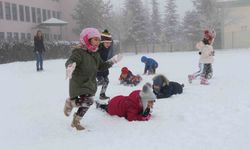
141 56 158 75
119 67 142 86
188 30 215 84
152 74 184 99
96 83 156 121
63 28 122 130
96 29 114 100
34 30 45 71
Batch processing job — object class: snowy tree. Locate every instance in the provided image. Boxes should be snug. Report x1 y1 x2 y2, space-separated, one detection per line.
182 10 201 49
192 0 221 30
164 0 179 52
123 0 148 54
151 0 162 52
72 0 113 34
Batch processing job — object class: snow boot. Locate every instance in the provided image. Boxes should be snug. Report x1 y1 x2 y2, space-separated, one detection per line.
99 93 110 100
64 98 76 116
200 77 209 85
71 113 85 130
188 74 195 84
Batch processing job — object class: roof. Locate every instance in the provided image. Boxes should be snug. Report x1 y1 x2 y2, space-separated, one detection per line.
39 18 68 26
217 0 250 8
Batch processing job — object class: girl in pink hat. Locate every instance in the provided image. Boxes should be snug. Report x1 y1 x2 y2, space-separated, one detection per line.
188 29 215 85
63 28 122 130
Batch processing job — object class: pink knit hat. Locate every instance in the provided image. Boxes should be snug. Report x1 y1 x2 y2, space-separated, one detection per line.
79 28 101 52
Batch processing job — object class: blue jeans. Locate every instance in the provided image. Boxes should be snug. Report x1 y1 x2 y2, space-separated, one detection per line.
35 52 43 70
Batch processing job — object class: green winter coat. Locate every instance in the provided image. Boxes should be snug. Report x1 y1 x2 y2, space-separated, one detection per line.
65 47 113 98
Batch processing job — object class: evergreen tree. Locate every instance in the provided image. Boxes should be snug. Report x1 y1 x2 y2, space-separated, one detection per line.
182 10 201 49
151 0 162 52
72 0 112 34
192 0 220 30
164 0 179 52
123 0 148 54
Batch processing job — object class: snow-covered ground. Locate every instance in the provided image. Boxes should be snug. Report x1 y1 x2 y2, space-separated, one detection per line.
1 49 250 150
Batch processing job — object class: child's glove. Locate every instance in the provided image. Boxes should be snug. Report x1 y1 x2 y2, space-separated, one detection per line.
66 62 76 79
142 114 152 121
109 54 123 64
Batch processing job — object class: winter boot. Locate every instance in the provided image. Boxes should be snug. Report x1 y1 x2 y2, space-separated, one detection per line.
64 98 76 117
188 74 195 84
71 113 85 130
200 77 209 85
99 93 110 100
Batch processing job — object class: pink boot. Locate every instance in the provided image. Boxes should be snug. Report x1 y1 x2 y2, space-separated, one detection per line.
200 77 209 85
188 75 195 84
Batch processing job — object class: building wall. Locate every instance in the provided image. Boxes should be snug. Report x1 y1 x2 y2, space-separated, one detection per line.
0 0 78 41
222 5 250 49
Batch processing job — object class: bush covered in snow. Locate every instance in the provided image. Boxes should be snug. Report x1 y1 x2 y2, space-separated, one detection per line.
0 41 72 64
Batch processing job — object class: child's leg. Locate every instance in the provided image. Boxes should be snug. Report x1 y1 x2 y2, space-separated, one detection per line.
75 95 94 117
100 76 110 99
200 64 209 85
193 63 204 78
206 64 213 79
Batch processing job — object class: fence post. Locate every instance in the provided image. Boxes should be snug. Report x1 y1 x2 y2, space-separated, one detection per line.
232 31 234 49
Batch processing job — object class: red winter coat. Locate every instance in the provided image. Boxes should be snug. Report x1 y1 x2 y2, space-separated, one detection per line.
107 90 145 121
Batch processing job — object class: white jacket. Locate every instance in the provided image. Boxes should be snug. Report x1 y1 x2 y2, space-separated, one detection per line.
199 45 214 64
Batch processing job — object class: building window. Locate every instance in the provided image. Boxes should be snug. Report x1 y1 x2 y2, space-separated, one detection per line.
13 32 19 41
21 33 25 41
0 32 4 40
47 10 51 19
0 1 4 19
5 2 11 20
52 10 56 18
37 8 41 23
7 32 12 41
241 26 248 31
42 9 46 21
12 3 18 20
31 7 36 23
27 33 31 40
25 6 30 22
56 11 61 19
19 5 24 21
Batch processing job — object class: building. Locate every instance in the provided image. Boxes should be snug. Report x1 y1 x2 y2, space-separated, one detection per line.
0 0 79 42
218 0 250 49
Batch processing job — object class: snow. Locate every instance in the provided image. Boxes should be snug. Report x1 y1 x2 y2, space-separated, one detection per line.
1 49 250 150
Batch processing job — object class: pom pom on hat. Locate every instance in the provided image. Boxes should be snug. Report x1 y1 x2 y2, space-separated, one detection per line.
101 29 112 43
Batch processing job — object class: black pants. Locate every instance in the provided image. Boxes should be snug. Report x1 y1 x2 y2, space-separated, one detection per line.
202 64 213 79
97 76 109 95
70 94 94 117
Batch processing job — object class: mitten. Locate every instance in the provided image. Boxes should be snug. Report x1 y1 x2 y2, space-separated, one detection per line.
66 62 76 79
142 114 152 121
109 54 123 63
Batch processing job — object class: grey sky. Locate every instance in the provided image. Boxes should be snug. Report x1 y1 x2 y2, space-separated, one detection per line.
110 0 194 18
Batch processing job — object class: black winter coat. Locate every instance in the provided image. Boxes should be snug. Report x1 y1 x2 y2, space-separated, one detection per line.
34 36 45 53
97 44 113 77
154 81 183 99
